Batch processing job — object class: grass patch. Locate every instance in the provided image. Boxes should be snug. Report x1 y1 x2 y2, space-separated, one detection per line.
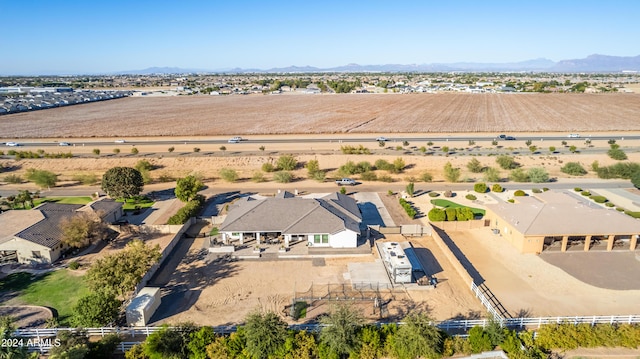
117 196 155 211
430 199 486 216
31 196 92 207
209 227 219 236
0 270 88 326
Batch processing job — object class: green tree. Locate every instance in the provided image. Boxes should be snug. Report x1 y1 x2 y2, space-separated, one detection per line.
144 324 196 359
59 212 107 248
468 326 494 353
306 159 320 177
393 157 405 173
88 334 122 359
131 147 139 155
529 145 537 153
187 326 216 359
244 311 288 359
467 158 483 173
320 303 364 358
406 182 414 197
443 162 461 182
284 330 318 359
101 167 144 199
442 146 450 154
86 240 161 297
15 190 33 209
72 291 121 327
277 155 298 170
525 139 532 146
0 316 31 358
175 175 204 202
549 146 556 153
474 182 487 193
49 330 90 359
393 312 444 359
93 148 101 156
135 160 153 172
569 145 577 153
25 169 58 189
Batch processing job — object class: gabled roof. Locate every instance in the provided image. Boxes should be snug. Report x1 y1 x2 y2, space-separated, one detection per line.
486 190 640 236
0 211 44 245
221 192 362 234
79 198 123 217
15 203 84 248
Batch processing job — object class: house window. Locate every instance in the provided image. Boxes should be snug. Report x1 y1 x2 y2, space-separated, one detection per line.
32 251 41 258
314 235 321 244
232 232 240 236
314 234 329 244
322 234 329 243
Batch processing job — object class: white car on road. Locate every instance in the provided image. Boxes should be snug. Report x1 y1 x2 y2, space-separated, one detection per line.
228 136 243 143
114 139 126 143
335 178 356 186
5 142 19 147
375 137 388 142
567 133 580 138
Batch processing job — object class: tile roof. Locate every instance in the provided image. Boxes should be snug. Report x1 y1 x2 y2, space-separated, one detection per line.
221 192 362 234
15 203 84 248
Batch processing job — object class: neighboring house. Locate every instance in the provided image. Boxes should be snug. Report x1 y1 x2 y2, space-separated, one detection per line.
220 191 362 248
0 199 123 264
484 191 640 254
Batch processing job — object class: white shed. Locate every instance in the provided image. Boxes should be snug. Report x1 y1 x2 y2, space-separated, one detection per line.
126 287 161 326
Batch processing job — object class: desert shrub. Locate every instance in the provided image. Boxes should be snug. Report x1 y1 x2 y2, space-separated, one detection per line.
131 147 139 155
444 190 453 198
581 191 591 196
428 192 439 197
378 175 394 182
496 155 519 170
590 195 607 203
561 162 587 176
616 207 625 212
466 194 477 200
483 167 501 182
374 159 393 172
456 207 475 221
93 148 100 156
605 202 615 207
158 173 174 182
443 162 461 182
473 183 487 193
509 168 529 182
262 162 275 172
72 173 99 185
340 186 347 194
508 199 515 203
168 146 175 152
68 261 80 270
428 208 446 221
420 171 433 182
399 198 416 219
277 155 298 170
468 326 494 354
273 171 293 183
340 145 370 154
596 162 640 179
251 171 266 183
532 188 542 193
219 168 239 182
574 187 582 192
467 158 483 173
445 207 457 221
360 171 377 181
608 147 627 160
491 184 503 192
311 171 326 182
340 161 372 176
514 190 526 196
4 174 23 184
528 167 549 183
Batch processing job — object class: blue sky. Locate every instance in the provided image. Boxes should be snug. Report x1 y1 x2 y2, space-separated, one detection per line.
2 0 639 75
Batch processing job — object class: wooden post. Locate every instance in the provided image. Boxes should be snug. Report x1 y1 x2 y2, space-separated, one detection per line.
584 235 592 251
607 235 614 251
561 236 569 252
630 235 638 251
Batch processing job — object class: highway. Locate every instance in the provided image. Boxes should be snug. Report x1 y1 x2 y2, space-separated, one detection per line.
3 134 638 148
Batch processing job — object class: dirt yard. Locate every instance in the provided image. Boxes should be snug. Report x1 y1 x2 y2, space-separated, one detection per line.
2 93 640 137
148 234 484 326
445 228 640 317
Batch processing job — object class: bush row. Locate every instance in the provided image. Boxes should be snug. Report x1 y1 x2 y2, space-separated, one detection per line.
399 198 416 219
167 195 205 225
428 207 474 221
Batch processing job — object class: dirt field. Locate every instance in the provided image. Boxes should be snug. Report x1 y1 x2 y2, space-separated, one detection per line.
2 93 640 138
446 228 640 317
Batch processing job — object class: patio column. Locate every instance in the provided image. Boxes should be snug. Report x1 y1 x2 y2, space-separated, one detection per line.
561 236 569 252
583 235 592 252
222 232 227 245
606 235 614 251
256 232 261 246
630 234 638 251
239 233 244 245
284 234 290 248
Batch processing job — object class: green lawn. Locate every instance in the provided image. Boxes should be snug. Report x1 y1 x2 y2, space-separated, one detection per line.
117 196 155 211
430 199 486 216
33 196 93 206
0 270 89 326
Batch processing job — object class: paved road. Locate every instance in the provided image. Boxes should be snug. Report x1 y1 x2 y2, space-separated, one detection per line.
0 179 634 199
3 134 638 148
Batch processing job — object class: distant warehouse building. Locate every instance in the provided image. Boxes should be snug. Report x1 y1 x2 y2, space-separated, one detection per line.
484 191 639 254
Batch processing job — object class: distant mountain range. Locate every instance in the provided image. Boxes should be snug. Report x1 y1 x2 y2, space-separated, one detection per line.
118 54 640 75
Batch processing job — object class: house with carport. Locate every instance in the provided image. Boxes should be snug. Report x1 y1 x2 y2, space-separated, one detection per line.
220 191 362 248
484 190 639 254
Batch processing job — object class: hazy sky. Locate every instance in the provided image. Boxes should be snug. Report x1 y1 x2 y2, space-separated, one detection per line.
3 0 639 75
